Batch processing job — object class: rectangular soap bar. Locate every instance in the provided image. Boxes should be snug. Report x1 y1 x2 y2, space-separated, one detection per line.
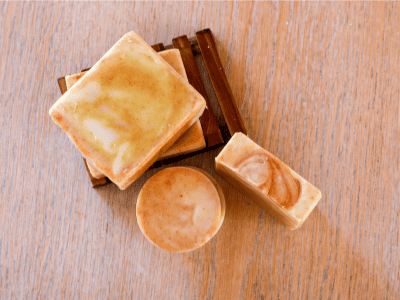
65 49 206 180
215 132 322 229
49 32 206 190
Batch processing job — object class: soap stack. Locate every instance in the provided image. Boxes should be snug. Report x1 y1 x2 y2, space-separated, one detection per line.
62 47 207 182
50 32 207 190
50 31 322 252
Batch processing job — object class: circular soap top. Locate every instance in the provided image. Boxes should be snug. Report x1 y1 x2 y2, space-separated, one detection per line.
136 167 224 253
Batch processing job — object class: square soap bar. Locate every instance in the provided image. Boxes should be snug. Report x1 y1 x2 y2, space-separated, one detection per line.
215 132 321 229
49 32 206 190
65 49 206 180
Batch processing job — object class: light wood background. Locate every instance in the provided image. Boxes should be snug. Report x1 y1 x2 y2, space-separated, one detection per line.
1 1 399 299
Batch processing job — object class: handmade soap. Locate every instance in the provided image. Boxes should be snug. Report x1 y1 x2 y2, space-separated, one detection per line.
64 49 206 179
215 132 321 230
136 167 225 253
49 32 206 190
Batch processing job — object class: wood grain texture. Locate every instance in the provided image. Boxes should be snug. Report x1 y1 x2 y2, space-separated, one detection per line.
172 35 224 147
196 29 248 137
0 1 399 299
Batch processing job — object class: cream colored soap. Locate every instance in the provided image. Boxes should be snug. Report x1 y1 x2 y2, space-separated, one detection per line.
136 167 225 253
50 32 206 190
65 49 206 180
215 132 321 230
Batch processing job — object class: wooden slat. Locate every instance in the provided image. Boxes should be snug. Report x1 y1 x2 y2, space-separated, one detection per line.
196 28 247 136
185 38 232 143
172 35 223 147
57 77 68 95
151 43 165 52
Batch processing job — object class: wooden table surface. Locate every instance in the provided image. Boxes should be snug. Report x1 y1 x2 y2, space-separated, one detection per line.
1 1 399 299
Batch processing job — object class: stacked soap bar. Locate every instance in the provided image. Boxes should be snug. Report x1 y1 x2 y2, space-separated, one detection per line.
64 49 206 180
215 133 321 229
49 32 206 190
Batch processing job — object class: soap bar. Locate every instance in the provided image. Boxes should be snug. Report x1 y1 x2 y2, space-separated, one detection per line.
136 167 225 253
65 49 206 180
49 32 206 190
215 132 321 230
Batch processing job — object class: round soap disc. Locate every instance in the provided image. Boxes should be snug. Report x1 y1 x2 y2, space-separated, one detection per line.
136 167 225 253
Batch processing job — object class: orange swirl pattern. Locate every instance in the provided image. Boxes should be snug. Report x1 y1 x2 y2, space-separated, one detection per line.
235 151 300 209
